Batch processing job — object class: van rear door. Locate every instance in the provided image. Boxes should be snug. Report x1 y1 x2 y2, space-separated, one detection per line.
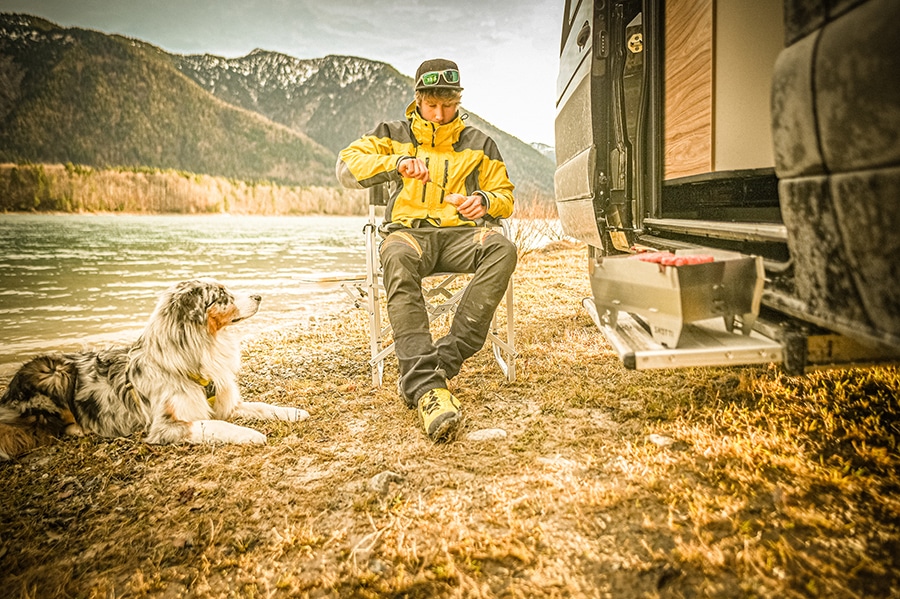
555 0 785 370
555 0 648 255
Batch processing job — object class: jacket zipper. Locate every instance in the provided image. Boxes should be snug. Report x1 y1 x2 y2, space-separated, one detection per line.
421 157 429 203
440 159 448 203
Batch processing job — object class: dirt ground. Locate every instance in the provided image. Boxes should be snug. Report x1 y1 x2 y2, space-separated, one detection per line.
1 244 898 598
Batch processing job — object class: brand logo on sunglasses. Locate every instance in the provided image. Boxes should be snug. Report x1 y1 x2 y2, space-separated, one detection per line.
418 70 460 86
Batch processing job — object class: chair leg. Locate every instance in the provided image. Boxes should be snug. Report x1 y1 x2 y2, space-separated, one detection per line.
365 219 385 387
489 276 517 382
369 297 384 387
505 277 516 382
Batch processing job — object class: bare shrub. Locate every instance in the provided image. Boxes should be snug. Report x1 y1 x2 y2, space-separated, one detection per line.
511 197 572 257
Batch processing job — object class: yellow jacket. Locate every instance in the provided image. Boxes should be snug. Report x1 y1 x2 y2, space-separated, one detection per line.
336 102 515 228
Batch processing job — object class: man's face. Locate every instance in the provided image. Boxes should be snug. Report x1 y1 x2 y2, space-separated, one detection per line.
418 97 460 125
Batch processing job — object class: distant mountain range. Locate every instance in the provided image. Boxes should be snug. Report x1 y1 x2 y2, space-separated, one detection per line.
0 13 554 200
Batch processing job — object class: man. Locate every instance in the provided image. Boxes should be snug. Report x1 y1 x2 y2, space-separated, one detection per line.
336 58 517 442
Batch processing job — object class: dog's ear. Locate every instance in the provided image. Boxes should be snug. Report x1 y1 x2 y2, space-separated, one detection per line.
169 280 224 326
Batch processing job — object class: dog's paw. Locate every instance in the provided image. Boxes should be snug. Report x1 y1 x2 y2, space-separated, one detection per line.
189 420 267 445
273 407 309 422
233 401 309 422
232 427 267 445
65 423 86 437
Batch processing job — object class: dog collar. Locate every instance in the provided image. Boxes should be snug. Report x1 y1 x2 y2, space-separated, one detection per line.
189 373 217 407
125 381 143 405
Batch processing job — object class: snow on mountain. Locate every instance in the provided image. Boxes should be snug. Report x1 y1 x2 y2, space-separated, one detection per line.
176 51 404 99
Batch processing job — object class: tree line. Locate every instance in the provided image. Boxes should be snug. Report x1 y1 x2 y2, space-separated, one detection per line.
0 163 367 215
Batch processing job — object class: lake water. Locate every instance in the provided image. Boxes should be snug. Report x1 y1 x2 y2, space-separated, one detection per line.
0 214 369 375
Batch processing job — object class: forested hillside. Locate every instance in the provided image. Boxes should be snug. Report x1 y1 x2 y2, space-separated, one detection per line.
0 14 336 188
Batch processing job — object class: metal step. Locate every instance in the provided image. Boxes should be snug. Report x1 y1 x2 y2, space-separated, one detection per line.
583 298 784 369
643 218 788 243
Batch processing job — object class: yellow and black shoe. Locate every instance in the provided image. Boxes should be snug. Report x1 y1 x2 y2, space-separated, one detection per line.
418 388 461 442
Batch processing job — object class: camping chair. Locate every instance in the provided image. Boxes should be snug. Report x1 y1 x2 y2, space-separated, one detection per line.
342 183 517 387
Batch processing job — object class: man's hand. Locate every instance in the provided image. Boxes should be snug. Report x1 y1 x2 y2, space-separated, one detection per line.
446 193 487 220
398 157 431 182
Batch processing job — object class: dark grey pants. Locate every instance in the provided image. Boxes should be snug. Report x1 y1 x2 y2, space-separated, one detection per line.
380 226 517 407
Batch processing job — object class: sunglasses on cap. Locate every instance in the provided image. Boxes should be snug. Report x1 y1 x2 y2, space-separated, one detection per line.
417 69 460 87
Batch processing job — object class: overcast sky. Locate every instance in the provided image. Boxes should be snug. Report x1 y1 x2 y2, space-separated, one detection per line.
0 0 563 147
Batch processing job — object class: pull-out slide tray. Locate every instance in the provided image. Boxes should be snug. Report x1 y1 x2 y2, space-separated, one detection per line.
583 299 784 370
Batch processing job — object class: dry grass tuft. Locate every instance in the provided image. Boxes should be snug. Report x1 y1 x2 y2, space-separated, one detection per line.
1 244 898 598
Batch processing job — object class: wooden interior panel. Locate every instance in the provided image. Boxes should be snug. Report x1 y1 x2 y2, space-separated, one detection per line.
664 0 714 179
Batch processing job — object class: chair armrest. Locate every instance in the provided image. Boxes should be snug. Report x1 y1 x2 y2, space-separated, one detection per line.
494 217 514 240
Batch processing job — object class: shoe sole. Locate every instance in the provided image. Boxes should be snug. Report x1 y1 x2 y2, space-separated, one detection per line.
427 411 462 442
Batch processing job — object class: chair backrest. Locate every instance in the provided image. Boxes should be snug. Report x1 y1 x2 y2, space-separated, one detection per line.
369 184 389 207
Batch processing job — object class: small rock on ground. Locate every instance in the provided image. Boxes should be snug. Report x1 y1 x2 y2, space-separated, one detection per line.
466 428 508 442
368 470 403 494
647 433 676 447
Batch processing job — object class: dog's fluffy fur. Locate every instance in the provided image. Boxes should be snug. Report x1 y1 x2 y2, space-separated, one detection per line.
0 279 307 460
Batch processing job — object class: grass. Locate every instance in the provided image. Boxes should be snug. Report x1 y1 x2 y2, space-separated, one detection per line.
1 243 898 598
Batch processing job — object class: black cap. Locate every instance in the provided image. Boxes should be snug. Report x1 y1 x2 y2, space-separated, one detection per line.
414 58 463 91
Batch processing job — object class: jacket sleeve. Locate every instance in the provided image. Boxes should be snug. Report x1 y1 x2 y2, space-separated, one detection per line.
476 150 515 220
335 125 408 190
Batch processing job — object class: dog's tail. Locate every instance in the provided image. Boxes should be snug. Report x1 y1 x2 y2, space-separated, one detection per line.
0 355 77 460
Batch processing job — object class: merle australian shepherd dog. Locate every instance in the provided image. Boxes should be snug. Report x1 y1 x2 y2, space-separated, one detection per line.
0 279 307 460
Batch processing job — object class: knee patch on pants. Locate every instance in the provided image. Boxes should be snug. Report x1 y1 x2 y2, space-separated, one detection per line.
473 228 499 246
381 231 423 257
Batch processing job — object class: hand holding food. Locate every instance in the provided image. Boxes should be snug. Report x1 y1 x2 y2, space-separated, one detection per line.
446 193 487 220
